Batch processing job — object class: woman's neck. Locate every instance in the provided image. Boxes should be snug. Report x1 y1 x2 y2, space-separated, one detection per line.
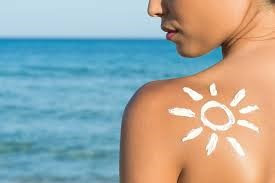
221 2 275 59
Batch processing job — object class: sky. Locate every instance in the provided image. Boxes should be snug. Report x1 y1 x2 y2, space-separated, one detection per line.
0 0 164 38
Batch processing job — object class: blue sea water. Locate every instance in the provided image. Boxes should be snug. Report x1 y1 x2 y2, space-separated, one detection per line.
0 39 222 183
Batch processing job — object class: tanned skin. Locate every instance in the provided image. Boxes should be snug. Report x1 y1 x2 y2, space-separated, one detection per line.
120 0 275 182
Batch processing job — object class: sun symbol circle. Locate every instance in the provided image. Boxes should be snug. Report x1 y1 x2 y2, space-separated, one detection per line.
200 100 235 131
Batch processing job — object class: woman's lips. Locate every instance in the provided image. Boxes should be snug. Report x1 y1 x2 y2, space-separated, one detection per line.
166 31 178 40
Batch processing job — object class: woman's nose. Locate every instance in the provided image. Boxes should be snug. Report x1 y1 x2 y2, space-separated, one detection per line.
147 0 165 17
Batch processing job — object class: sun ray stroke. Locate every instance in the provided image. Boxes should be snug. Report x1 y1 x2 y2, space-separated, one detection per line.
210 83 217 96
230 88 246 107
182 127 203 142
226 137 245 157
205 133 218 156
183 87 203 101
237 119 259 133
168 107 196 118
239 105 259 114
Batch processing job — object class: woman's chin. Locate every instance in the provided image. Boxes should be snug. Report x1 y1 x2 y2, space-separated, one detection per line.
176 43 210 58
175 44 196 58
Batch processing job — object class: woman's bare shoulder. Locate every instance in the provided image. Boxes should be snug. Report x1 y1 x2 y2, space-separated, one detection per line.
119 77 198 183
120 73 275 183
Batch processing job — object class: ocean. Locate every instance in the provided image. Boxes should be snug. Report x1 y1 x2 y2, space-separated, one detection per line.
0 39 222 183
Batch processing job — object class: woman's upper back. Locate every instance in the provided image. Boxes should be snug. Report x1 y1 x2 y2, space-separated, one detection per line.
170 70 275 183
120 49 275 183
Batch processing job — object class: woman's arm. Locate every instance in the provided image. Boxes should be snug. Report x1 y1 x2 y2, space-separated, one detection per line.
119 82 182 183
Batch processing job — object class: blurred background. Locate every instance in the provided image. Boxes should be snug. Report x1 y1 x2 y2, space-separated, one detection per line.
0 0 222 182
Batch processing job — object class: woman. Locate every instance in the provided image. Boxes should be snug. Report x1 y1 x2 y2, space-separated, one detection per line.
119 0 275 182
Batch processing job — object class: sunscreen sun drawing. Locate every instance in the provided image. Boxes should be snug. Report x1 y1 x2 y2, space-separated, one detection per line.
168 83 260 157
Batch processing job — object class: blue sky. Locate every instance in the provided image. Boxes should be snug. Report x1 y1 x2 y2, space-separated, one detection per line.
0 0 164 38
